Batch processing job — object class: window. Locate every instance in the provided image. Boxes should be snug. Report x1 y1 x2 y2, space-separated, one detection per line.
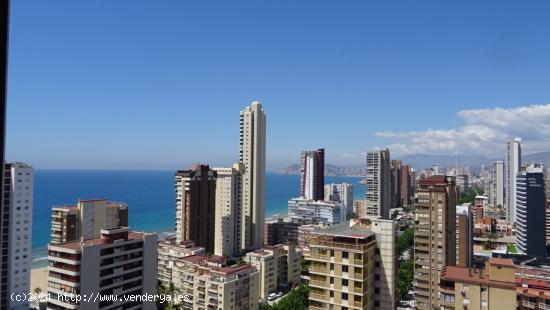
342 293 348 300
342 279 348 286
342 252 348 259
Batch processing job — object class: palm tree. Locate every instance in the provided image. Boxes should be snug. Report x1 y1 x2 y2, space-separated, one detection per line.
34 287 41 295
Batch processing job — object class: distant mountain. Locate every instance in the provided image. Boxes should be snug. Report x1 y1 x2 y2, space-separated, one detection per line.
394 154 491 170
277 151 550 176
278 164 364 176
523 151 550 168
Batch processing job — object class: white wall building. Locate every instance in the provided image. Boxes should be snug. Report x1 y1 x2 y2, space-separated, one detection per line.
5 163 33 310
492 161 504 208
287 198 345 225
325 183 353 217
240 102 266 251
505 137 521 224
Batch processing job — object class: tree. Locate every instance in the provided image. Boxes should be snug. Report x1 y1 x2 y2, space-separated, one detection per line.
265 284 310 310
396 259 414 301
507 243 517 254
34 287 42 295
301 256 310 276
397 227 414 255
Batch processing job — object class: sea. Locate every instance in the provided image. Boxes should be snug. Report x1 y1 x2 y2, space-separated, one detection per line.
31 170 365 267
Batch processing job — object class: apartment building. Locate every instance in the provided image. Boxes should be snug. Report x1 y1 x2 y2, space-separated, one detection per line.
171 255 259 310
46 227 158 310
50 199 128 244
245 243 301 299
325 183 353 217
307 219 396 310
239 102 266 251
3 162 33 310
175 164 217 253
365 149 391 219
288 198 345 226
301 149 325 201
264 218 300 246
157 239 205 287
414 175 458 310
456 204 473 268
297 223 325 255
439 258 516 310
213 164 243 257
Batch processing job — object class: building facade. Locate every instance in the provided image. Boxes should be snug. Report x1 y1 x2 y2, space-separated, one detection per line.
516 164 546 258
213 164 243 257
240 102 266 251
414 175 458 310
175 164 217 253
169 255 259 310
287 198 345 226
264 218 300 246
157 239 205 288
365 149 391 219
456 204 473 268
4 163 33 310
46 227 158 310
51 199 128 244
492 161 504 208
400 164 413 208
245 244 301 299
439 258 516 310
390 160 402 210
324 183 353 217
505 137 522 225
301 149 325 201
307 219 396 310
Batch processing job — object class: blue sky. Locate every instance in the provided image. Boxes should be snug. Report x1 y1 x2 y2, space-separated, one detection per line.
6 0 550 170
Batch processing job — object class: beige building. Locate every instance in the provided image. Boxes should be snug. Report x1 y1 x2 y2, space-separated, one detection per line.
47 227 158 310
307 219 396 310
213 164 243 257
170 255 259 310
157 239 205 287
240 102 266 251
414 175 458 310
439 258 516 310
245 243 301 299
50 199 128 244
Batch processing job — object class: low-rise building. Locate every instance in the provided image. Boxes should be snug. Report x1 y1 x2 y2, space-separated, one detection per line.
264 218 300 246
171 255 259 310
47 227 158 310
157 239 205 287
439 258 517 310
287 198 345 225
245 244 301 299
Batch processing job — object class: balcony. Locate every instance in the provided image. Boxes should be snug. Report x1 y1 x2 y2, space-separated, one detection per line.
539 302 550 310
522 300 536 309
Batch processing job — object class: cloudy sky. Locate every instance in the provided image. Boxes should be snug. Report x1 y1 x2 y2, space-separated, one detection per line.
6 1 550 170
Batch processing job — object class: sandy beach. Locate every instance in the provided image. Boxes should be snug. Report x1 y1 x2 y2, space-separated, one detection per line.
30 267 48 293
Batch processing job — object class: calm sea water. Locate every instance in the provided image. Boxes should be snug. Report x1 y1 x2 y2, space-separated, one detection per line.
32 170 364 265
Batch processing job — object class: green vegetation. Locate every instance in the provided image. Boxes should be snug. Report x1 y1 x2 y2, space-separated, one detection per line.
397 227 414 254
507 243 517 254
396 226 415 301
301 256 310 276
484 232 499 250
396 259 414 301
157 281 178 310
260 284 310 310
459 187 485 204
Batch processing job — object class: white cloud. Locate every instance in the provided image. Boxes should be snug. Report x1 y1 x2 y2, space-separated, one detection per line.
376 104 550 156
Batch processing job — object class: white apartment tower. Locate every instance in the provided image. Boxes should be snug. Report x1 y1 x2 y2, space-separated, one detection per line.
505 137 521 224
4 163 33 310
213 164 243 257
325 183 354 216
239 101 266 251
365 149 391 219
492 161 504 208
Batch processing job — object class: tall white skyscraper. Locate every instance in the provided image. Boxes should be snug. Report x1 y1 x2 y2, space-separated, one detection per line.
240 102 266 251
300 149 325 201
213 163 243 257
5 163 33 310
505 138 521 224
492 161 504 208
365 149 391 219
